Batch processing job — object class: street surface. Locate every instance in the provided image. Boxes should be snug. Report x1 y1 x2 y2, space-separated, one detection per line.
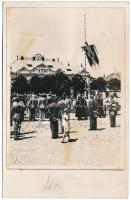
8 113 123 169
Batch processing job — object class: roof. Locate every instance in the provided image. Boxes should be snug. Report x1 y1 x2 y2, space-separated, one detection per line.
11 59 64 73
79 68 90 75
105 72 121 81
11 58 82 74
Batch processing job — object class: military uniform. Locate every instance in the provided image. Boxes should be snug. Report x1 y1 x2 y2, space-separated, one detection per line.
76 97 88 120
109 98 118 127
48 101 59 139
12 99 23 140
89 97 98 130
97 95 104 118
38 96 46 121
27 96 38 121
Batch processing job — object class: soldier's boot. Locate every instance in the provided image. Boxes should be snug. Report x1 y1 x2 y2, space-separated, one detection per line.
67 132 71 142
14 131 19 140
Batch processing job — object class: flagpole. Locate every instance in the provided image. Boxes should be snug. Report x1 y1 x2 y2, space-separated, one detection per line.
84 14 91 98
84 14 87 68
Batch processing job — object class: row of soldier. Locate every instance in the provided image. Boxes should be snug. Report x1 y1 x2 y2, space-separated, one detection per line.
11 92 120 141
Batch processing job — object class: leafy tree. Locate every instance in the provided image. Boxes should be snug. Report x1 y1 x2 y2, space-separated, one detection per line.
29 75 41 94
54 70 71 96
90 77 107 91
107 78 121 91
11 74 29 94
41 75 56 94
72 74 86 96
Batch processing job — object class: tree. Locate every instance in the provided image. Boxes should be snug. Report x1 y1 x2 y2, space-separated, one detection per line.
54 70 71 96
72 74 86 96
90 77 107 91
41 75 56 94
107 78 121 91
29 75 41 94
11 74 29 94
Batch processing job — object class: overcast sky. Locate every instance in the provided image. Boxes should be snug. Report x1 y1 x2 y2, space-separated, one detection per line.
7 7 126 76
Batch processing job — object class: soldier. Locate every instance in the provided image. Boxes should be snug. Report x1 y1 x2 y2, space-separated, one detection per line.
12 97 23 140
19 96 26 121
75 96 87 120
75 97 81 120
27 94 38 121
89 95 98 130
108 95 118 127
48 98 59 139
38 94 46 121
97 94 104 118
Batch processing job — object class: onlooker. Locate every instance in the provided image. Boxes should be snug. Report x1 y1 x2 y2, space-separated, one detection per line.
61 108 71 143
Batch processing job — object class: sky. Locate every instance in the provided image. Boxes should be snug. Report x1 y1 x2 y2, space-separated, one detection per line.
7 6 126 76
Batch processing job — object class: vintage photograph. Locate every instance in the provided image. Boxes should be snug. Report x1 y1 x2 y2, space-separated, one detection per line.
6 5 127 169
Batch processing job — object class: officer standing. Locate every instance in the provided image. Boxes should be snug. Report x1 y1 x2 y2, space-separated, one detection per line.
89 95 98 130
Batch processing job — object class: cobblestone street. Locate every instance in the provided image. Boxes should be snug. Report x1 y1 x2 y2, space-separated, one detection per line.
8 114 123 169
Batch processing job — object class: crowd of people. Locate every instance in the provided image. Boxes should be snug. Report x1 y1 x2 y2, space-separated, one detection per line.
10 92 120 141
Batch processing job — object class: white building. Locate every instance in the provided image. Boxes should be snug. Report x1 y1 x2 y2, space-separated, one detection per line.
11 54 68 80
11 54 91 85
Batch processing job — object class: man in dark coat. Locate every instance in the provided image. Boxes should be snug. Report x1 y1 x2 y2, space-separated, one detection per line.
75 96 87 120
89 95 98 130
48 98 59 139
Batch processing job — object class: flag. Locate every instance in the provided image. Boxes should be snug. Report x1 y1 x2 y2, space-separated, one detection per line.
81 42 99 66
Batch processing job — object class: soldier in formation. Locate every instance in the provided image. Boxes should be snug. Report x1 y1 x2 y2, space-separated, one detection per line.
108 95 118 127
88 95 98 130
12 97 24 140
27 94 38 121
47 97 60 139
38 94 47 121
10 91 120 142
75 96 88 120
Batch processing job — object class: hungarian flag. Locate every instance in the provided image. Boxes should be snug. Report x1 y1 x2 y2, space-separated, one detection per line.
81 42 99 66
